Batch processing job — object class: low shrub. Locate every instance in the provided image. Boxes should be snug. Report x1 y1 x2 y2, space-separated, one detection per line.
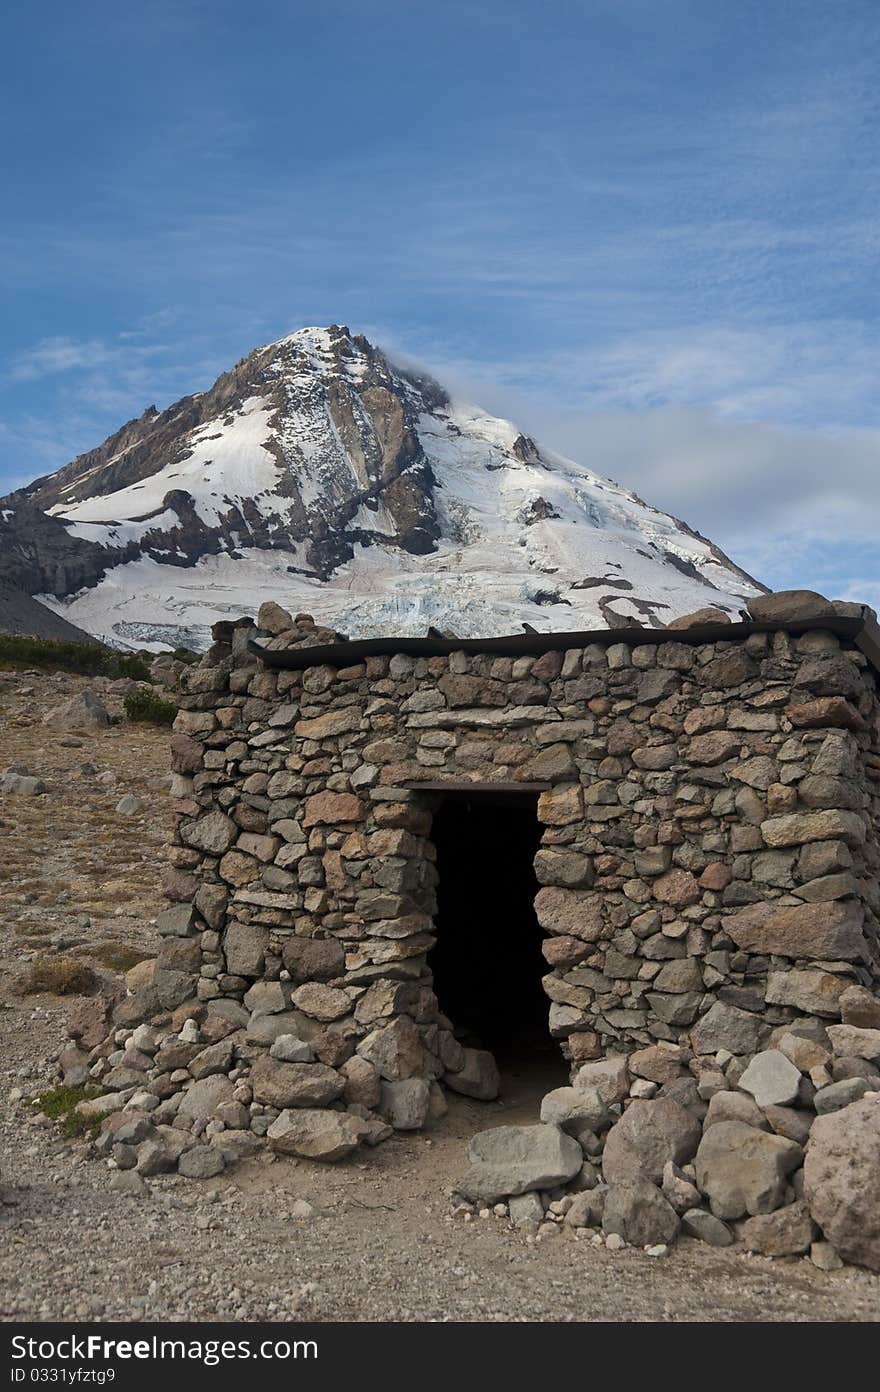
0 634 150 680
36 1083 105 1138
27 953 97 996
123 688 177 725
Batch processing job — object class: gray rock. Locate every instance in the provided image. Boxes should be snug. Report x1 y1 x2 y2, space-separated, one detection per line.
270 1033 315 1063
814 1077 870 1114
508 1191 545 1228
738 1050 802 1108
188 1039 234 1081
747 590 836 622
602 1180 680 1247
460 1124 583 1203
251 1056 344 1108
43 690 109 729
573 1055 630 1105
115 794 144 816
357 1017 424 1081
827 1024 880 1061
245 1010 304 1044
224 924 268 978
177 1075 235 1121
539 1085 608 1136
739 1200 816 1256
178 1145 225 1179
0 772 46 796
661 1160 702 1214
135 1140 177 1176
242 980 288 1017
695 1120 803 1220
763 1105 813 1145
563 1187 607 1228
804 1094 880 1271
810 1240 844 1270
379 1078 430 1130
109 1170 148 1197
267 1108 369 1161
691 1001 765 1055
602 1097 702 1185
704 1090 769 1131
443 1047 500 1101
681 1208 734 1246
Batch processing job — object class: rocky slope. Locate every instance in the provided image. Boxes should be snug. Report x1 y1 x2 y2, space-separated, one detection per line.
0 585 99 644
1 325 762 650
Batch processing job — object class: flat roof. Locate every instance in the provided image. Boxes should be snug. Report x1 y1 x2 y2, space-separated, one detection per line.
249 607 880 675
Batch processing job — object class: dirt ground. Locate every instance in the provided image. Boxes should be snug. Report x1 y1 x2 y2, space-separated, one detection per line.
2 670 879 1322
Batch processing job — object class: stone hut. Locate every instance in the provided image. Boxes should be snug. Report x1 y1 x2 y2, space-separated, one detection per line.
160 591 880 1156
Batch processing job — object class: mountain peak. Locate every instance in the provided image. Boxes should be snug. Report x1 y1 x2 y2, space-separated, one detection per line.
0 327 761 650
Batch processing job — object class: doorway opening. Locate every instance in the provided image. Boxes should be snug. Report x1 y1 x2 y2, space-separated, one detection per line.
426 787 565 1095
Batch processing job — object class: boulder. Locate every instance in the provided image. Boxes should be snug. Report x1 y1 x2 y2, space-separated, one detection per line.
667 607 732 629
43 690 109 729
356 1017 424 1081
178 1145 225 1179
282 936 346 982
814 1078 870 1114
444 1047 500 1100
251 1056 343 1108
223 923 268 978
804 1094 880 1270
180 810 237 855
176 1075 235 1121
267 1108 368 1161
602 1097 701 1185
602 1180 680 1246
747 590 835 623
695 1120 803 1219
680 1209 734 1246
340 1055 381 1109
460 1124 583 1203
737 1050 802 1108
739 1201 816 1256
257 601 294 634
703 1090 768 1131
765 969 847 1018
826 1024 880 1061
573 1055 630 1105
628 1044 685 1085
509 1192 546 1228
540 1085 608 1137
661 1160 702 1214
379 1078 430 1129
725 899 866 960
242 981 288 1017
1 773 46 795
839 985 880 1030
690 1001 765 1055
270 1034 315 1063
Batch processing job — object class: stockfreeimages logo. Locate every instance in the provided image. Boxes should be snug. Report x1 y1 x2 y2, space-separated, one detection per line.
10 1335 317 1368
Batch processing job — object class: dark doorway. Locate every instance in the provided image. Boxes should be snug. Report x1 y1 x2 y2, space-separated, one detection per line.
427 789 556 1071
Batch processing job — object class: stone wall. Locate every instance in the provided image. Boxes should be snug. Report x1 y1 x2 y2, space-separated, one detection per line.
154 597 880 1145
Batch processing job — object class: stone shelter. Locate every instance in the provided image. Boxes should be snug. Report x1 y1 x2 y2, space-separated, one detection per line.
156 589 880 1153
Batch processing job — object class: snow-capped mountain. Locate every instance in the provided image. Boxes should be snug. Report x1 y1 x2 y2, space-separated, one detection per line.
0 325 762 650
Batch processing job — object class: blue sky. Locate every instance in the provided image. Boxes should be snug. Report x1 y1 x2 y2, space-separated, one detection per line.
3 0 879 602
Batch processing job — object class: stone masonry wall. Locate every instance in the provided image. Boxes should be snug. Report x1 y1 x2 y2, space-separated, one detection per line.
151 601 880 1150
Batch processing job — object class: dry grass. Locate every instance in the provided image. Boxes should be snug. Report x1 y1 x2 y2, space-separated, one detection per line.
25 953 97 996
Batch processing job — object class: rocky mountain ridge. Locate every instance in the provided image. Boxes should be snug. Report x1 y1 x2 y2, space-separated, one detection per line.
1 325 763 649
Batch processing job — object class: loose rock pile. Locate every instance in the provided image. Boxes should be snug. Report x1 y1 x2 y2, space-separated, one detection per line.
458 1017 880 1269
